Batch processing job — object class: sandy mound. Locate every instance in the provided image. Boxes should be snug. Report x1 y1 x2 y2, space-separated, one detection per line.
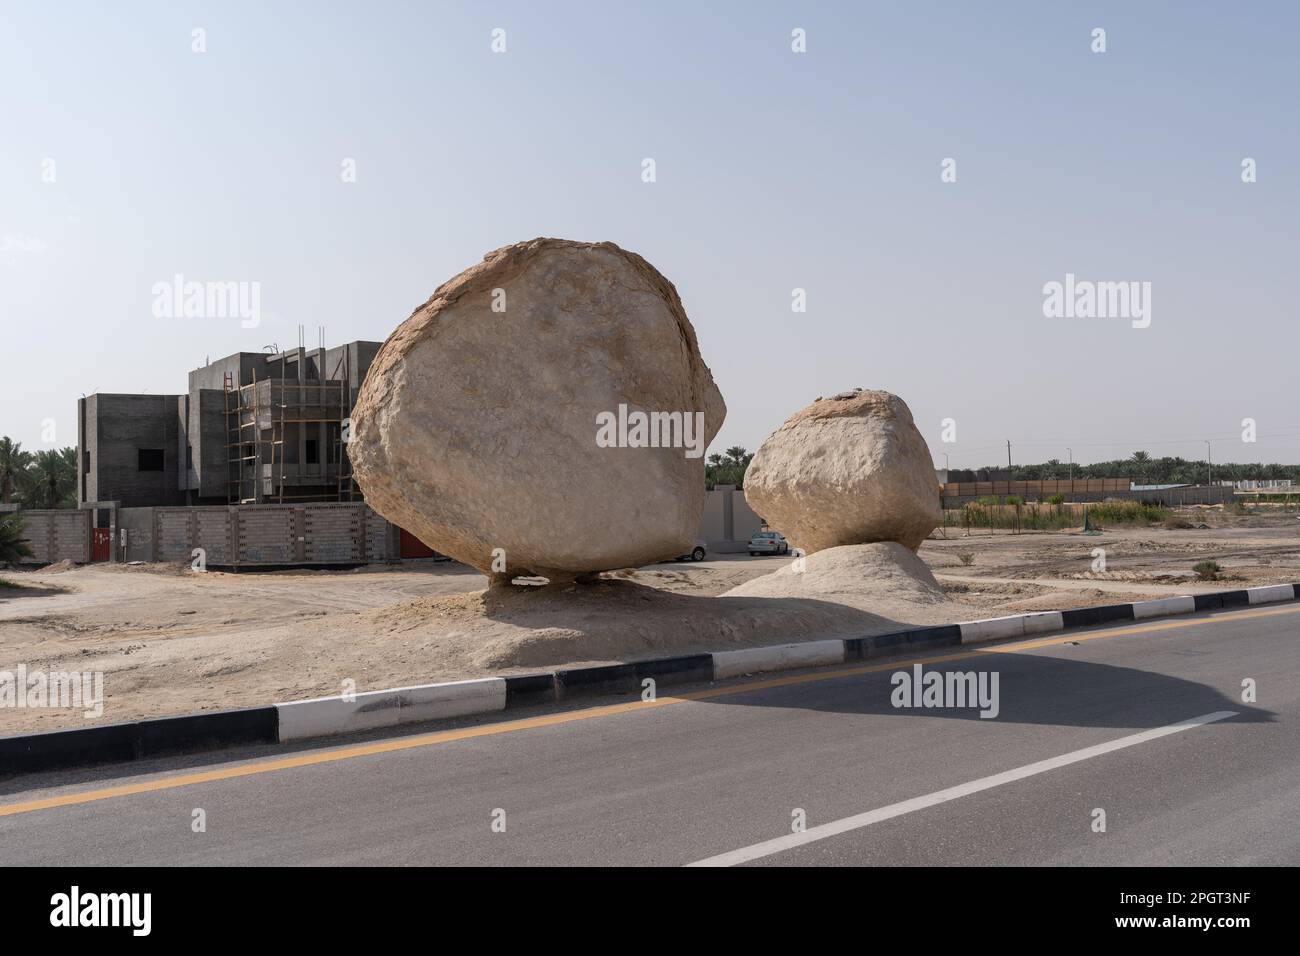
722 542 950 610
351 553 966 674
356 579 864 671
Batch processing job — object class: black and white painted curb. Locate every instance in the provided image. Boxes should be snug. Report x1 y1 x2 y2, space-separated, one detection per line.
3 583 1296 775
0 707 279 776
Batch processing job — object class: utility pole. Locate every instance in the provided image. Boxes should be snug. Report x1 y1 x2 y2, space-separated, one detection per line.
1067 447 1073 481
1006 440 1012 470
1205 440 1212 486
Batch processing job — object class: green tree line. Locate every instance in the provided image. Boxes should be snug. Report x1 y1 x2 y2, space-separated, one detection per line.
948 450 1300 486
0 437 78 509
705 446 754 489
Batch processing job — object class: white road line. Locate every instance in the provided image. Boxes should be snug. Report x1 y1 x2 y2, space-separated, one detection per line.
686 710 1238 867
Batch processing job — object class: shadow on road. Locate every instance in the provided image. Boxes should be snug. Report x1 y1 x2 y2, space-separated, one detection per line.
698 649 1272 729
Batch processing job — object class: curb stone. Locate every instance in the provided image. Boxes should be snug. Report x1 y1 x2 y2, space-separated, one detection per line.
0 706 278 775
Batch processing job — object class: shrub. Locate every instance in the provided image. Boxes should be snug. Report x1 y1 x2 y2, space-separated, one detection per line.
957 552 976 566
0 514 33 564
1047 494 1065 505
1193 560 1222 581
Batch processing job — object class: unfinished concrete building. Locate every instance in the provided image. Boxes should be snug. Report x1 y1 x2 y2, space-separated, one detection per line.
77 393 189 509
79 340 382 508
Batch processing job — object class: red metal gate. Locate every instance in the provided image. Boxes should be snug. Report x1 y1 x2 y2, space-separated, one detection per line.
399 528 436 559
91 527 111 562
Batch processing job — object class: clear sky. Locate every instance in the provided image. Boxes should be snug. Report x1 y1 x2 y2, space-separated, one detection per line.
2 1 1296 468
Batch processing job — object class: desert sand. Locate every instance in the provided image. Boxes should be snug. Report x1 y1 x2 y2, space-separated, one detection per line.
2 510 1297 734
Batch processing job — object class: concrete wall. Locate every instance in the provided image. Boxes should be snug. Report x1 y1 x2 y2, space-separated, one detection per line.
117 507 155 562
322 340 382 409
698 490 726 544
942 478 1129 498
190 388 226 500
188 353 249 500
78 393 187 508
9 509 90 564
143 502 398 566
77 396 95 505
1133 484 1236 507
732 493 765 543
175 395 189 501
698 486 767 553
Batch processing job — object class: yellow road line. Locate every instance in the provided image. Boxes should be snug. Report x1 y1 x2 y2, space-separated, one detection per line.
2 602 1297 819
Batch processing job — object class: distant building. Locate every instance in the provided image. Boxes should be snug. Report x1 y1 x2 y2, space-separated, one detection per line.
78 341 381 508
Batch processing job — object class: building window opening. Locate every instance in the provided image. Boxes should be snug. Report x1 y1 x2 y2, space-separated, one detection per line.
138 449 165 471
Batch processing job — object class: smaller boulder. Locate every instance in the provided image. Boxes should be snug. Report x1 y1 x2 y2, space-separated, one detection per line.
743 389 940 553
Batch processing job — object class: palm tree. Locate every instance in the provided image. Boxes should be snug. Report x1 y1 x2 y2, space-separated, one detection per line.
1131 450 1151 483
716 446 754 489
0 514 33 563
0 437 32 504
21 448 78 509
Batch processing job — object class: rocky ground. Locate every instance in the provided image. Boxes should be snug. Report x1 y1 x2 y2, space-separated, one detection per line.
2 507 1297 733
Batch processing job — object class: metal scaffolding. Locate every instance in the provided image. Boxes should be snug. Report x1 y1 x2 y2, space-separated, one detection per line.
223 348 357 505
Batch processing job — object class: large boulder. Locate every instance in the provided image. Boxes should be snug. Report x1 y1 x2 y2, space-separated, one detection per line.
349 238 726 584
743 389 940 553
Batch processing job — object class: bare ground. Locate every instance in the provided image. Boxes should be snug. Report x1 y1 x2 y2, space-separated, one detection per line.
2 509 1297 732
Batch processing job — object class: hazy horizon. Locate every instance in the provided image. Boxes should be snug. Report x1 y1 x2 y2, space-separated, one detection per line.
3 1 1297 468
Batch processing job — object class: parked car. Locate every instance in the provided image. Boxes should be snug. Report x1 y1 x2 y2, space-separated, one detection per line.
748 530 790 556
675 540 707 561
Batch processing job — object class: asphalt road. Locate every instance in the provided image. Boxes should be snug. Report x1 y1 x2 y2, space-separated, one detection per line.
2 604 1297 866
